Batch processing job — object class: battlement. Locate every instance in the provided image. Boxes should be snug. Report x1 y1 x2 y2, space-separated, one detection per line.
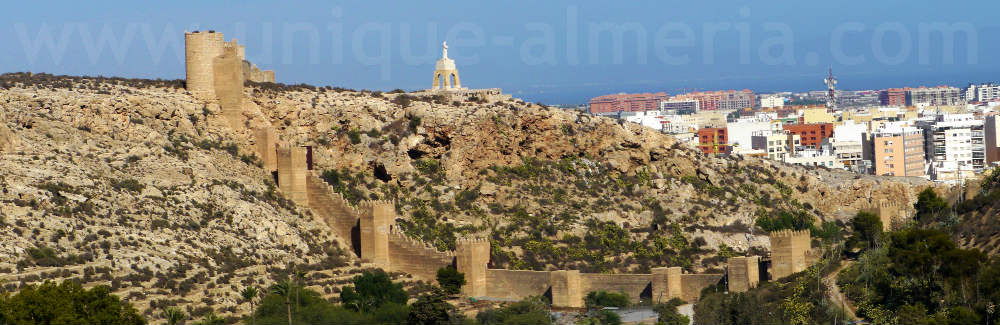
769 229 810 240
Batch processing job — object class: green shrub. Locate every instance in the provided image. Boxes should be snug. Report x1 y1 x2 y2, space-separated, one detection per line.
584 291 629 309
435 266 465 295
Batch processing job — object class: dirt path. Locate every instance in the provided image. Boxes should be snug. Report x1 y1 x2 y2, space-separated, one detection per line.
824 260 858 323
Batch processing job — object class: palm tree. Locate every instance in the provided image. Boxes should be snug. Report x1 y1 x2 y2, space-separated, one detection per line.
162 306 186 325
270 277 293 325
294 268 307 315
241 286 259 325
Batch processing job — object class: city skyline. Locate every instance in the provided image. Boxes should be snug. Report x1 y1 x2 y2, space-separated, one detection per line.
2 1 998 104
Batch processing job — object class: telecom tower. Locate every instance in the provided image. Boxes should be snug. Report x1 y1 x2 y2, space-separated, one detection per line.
824 67 838 110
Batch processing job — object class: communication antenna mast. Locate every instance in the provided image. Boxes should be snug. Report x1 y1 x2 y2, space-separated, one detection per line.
824 66 838 110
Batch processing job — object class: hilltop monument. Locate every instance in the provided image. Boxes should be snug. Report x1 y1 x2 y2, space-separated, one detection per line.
433 42 462 90
413 41 511 103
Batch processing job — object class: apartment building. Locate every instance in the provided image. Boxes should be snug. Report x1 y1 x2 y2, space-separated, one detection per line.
673 90 756 111
917 113 985 180
697 127 730 154
751 130 800 160
783 123 834 149
879 88 907 106
866 127 926 177
906 86 962 107
589 92 669 114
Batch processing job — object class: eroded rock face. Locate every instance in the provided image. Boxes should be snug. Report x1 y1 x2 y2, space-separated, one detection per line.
0 123 15 151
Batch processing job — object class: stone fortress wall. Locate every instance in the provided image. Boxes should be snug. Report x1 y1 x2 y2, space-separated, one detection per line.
185 31 828 309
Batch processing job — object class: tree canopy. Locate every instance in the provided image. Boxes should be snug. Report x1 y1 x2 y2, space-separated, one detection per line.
339 270 408 313
0 280 146 325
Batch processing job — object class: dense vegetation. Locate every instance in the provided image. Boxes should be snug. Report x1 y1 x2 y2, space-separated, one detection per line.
837 187 1000 325
0 280 146 325
694 254 847 325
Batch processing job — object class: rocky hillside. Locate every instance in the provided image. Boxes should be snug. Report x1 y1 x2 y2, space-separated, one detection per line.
0 74 429 322
0 73 935 320
240 80 930 273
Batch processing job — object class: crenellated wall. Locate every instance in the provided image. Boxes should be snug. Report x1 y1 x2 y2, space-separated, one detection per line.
305 172 360 242
680 274 725 302
385 228 454 280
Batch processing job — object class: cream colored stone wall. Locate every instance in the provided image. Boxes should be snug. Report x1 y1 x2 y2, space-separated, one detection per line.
254 127 278 172
652 267 682 303
580 273 652 304
485 269 551 300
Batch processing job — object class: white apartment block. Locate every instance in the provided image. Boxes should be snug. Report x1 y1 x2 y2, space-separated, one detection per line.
751 130 800 160
760 95 785 108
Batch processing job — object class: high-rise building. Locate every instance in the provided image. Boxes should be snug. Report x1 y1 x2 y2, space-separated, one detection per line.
866 127 925 177
906 86 962 107
879 88 907 106
917 113 984 180
589 92 669 114
673 90 756 111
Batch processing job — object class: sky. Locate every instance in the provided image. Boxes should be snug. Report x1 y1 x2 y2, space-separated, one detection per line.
1 1 999 104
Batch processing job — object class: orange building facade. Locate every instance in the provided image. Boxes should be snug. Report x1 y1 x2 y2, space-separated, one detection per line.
782 123 833 149
697 127 730 154
872 128 925 177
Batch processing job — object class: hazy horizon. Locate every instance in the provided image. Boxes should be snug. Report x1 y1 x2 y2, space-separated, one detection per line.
2 1 998 105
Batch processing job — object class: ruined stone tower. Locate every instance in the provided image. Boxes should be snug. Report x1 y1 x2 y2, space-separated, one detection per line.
254 127 278 172
456 237 490 297
184 30 275 103
769 229 811 280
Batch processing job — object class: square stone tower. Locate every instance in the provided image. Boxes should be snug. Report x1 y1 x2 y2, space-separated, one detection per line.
550 270 583 308
652 267 683 302
769 230 811 280
254 127 278 172
359 200 392 266
184 31 224 101
456 237 490 297
727 256 760 293
276 144 308 205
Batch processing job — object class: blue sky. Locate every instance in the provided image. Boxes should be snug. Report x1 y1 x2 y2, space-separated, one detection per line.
2 1 998 104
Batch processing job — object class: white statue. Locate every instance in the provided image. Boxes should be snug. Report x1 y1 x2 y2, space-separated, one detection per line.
442 41 448 59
